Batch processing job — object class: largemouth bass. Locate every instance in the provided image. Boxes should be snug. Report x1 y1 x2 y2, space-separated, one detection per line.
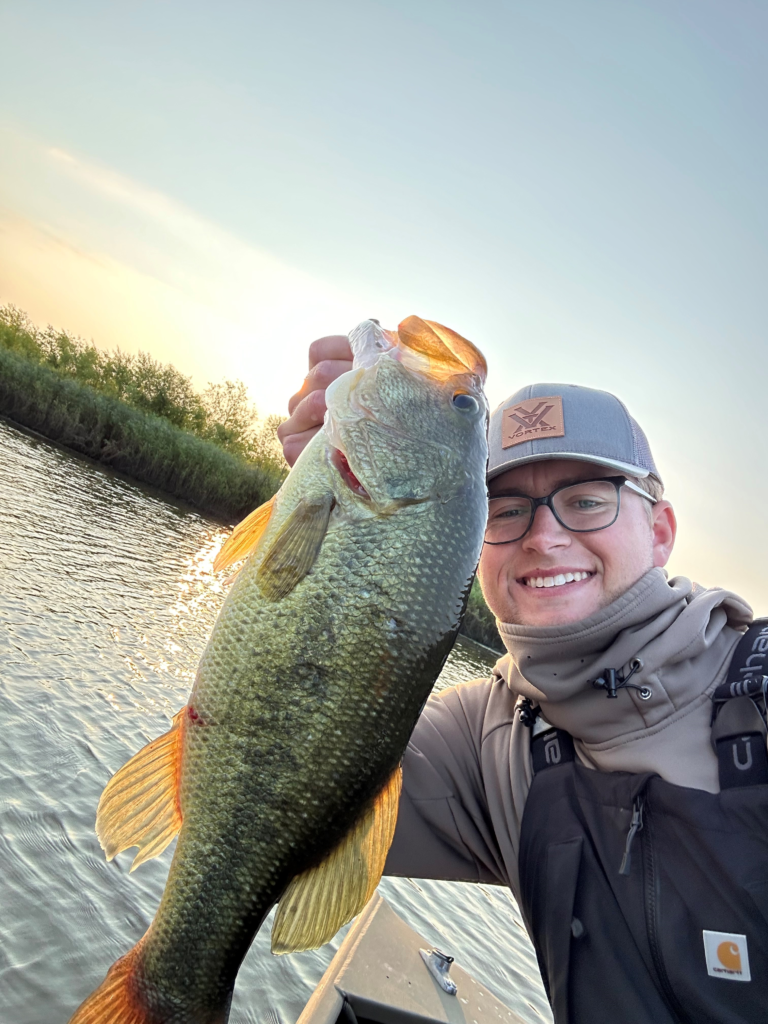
69 315 489 1024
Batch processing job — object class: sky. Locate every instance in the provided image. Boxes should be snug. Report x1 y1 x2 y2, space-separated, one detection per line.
1 0 767 609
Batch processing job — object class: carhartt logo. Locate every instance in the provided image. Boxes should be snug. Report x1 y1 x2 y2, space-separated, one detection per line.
703 930 751 981
718 942 741 972
502 396 565 449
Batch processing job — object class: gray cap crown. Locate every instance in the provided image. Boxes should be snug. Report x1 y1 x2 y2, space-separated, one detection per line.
488 383 660 484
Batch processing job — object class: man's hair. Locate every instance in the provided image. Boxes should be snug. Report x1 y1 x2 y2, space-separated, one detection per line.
633 475 664 501
631 475 665 524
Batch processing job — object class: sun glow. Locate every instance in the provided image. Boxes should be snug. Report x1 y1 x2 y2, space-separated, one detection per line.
0 128 379 414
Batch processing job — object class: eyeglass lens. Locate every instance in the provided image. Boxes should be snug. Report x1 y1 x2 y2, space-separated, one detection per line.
485 480 620 544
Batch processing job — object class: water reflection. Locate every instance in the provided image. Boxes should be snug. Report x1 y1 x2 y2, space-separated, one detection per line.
0 419 550 1024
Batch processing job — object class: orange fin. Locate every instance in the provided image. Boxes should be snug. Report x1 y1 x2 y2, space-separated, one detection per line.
96 709 185 872
214 495 276 574
424 318 487 383
68 944 146 1023
271 766 402 954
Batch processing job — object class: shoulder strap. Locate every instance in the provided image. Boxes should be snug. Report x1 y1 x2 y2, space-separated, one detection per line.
711 619 768 789
518 698 577 775
531 726 575 774
713 617 768 700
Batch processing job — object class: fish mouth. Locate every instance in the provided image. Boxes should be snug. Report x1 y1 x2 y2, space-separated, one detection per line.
332 448 370 498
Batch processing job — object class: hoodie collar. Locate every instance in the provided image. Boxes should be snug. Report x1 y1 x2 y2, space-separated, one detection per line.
493 567 752 708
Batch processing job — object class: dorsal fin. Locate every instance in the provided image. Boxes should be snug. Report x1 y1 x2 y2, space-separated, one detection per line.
271 767 402 954
96 709 186 872
214 495 277 574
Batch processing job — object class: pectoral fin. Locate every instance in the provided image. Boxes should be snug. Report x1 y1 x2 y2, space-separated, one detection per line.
271 766 402 954
96 709 185 872
214 495 277 574
257 493 333 601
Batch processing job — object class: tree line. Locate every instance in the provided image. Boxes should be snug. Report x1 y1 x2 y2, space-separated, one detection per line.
0 304 285 470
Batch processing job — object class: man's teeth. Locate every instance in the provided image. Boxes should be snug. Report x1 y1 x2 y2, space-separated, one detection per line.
525 571 591 588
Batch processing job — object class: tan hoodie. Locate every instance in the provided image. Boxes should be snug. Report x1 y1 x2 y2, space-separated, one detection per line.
384 568 753 900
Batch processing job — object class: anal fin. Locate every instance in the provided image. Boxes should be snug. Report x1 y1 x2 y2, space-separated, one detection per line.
96 709 185 872
271 766 402 954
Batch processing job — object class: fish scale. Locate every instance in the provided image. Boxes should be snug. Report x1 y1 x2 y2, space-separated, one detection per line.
68 316 488 1024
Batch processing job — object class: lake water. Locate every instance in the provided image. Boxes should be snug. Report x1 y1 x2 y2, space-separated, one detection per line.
0 418 551 1024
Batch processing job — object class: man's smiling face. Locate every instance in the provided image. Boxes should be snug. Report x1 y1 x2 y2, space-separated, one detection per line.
477 458 677 628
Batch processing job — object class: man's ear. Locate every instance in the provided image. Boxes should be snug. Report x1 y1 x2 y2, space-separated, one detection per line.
651 500 676 567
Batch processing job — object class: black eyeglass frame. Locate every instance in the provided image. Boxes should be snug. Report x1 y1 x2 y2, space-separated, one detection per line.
483 475 657 546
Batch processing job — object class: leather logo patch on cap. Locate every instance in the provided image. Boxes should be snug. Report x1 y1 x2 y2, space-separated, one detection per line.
503 396 565 448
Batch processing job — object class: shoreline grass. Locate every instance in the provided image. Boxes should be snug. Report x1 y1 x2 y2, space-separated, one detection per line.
0 347 283 521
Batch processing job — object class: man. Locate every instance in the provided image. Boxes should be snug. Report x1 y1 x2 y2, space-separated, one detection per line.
278 336 766 1024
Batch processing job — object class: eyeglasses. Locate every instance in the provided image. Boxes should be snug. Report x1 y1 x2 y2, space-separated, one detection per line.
484 476 656 546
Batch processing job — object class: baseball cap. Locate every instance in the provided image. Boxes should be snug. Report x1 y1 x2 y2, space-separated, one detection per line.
487 383 661 485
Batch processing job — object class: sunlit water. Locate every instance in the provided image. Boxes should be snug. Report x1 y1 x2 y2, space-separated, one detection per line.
0 418 551 1024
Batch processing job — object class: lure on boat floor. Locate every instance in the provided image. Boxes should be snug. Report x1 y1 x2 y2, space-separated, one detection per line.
69 316 489 1024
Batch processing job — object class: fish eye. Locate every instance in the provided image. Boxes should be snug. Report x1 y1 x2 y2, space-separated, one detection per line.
452 392 479 413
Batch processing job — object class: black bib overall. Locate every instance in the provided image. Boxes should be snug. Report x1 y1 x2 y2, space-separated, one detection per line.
517 620 768 1024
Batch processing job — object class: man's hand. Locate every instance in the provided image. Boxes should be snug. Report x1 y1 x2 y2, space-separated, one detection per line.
277 335 353 466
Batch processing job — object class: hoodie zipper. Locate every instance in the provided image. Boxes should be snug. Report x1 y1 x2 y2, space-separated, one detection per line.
642 800 688 1024
619 795 644 876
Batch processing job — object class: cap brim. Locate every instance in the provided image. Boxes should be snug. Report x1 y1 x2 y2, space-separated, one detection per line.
487 451 651 483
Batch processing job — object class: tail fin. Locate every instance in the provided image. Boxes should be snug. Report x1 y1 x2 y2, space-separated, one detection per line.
69 941 232 1024
68 944 149 1024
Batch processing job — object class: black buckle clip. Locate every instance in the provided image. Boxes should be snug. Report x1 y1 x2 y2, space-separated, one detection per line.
517 697 540 728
